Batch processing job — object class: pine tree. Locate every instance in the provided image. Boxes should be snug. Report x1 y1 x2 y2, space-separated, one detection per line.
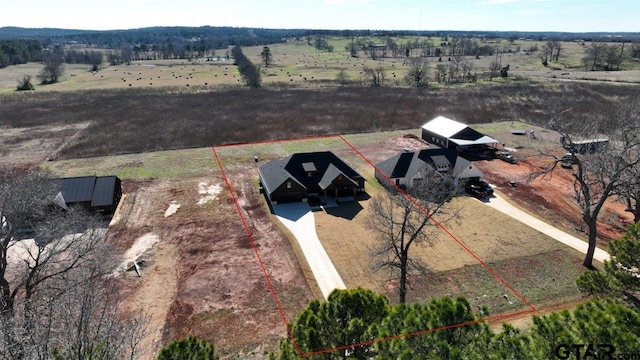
157 336 219 360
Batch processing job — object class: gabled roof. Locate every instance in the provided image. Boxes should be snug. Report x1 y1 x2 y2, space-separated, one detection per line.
257 158 306 196
55 175 121 207
422 116 468 138
448 135 499 146
259 151 363 196
376 148 483 181
318 164 358 190
59 176 97 203
422 116 498 146
92 176 120 207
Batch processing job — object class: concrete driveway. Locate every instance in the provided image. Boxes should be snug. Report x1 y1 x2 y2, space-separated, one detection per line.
483 193 610 264
273 202 346 299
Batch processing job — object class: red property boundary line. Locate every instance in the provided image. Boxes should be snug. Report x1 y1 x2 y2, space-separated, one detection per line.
212 134 536 358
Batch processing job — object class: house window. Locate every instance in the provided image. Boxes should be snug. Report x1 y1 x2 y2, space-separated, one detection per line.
287 181 292 189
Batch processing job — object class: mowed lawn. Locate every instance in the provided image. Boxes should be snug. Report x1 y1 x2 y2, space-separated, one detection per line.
314 183 586 312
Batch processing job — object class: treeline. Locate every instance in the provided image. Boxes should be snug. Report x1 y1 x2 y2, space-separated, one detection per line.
271 289 640 359
582 41 638 71
270 221 640 359
231 45 260 88
0 26 301 48
0 39 42 68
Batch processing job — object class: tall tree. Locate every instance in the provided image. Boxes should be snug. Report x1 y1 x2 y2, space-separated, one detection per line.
536 96 640 268
620 163 640 223
157 336 219 360
277 288 389 359
260 46 273 68
368 166 460 303
529 299 640 359
38 46 64 84
576 222 640 306
362 66 385 87
404 57 429 87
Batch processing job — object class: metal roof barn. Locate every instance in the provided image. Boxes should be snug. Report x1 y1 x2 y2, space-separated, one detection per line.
56 176 122 214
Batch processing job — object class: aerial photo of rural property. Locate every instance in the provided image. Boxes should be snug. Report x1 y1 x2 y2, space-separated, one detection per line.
1 0 639 359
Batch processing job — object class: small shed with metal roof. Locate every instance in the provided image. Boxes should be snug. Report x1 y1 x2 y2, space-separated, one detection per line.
55 175 122 214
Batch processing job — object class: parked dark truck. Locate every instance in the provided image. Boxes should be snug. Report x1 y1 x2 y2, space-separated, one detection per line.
465 179 494 198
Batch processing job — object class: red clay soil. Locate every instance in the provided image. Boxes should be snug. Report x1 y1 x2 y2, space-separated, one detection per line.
111 175 314 359
476 155 632 248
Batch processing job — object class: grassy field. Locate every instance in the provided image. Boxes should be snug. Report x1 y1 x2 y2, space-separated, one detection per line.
42 147 217 180
1 81 635 166
211 134 586 317
2 36 639 94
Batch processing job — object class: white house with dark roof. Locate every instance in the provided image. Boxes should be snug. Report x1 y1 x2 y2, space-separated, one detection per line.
375 148 484 189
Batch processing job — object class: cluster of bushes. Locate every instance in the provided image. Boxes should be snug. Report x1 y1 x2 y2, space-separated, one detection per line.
231 45 261 88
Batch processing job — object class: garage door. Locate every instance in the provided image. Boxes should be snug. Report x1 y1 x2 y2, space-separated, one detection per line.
277 192 303 203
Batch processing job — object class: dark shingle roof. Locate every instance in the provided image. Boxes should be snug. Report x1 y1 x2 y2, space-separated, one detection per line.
376 148 461 180
318 164 358 190
259 151 363 196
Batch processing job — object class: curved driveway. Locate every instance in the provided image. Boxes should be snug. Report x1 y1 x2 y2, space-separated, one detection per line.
274 202 346 299
484 193 610 263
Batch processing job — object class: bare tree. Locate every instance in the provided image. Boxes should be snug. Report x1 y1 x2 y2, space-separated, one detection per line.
362 65 385 87
38 47 64 85
404 57 429 87
461 60 474 82
534 97 640 268
582 42 608 71
539 40 562 66
15 76 34 91
553 41 563 62
369 166 460 303
435 63 447 83
540 42 553 66
620 164 640 224
488 61 501 81
0 168 149 359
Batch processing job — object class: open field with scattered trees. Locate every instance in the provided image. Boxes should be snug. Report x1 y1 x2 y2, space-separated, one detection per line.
1 28 640 359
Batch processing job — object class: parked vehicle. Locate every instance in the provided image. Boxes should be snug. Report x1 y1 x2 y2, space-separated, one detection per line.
465 180 494 198
560 153 578 169
495 151 517 164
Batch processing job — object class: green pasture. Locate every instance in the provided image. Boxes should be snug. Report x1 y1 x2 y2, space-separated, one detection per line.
42 147 217 180
41 129 427 181
1 36 638 93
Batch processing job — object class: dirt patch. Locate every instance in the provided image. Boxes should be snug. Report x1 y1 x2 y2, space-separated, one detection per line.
105 174 313 358
0 122 91 167
476 153 630 248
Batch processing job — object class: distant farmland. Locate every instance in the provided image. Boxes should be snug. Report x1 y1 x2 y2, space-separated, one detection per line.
0 82 636 161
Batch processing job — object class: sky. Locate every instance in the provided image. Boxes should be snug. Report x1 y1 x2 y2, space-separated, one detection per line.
2 0 638 33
